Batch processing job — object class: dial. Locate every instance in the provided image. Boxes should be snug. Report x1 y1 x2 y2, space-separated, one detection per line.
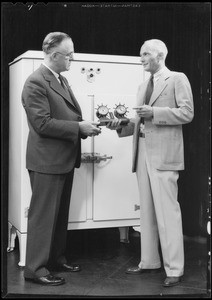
96 105 109 117
116 105 127 114
114 104 128 118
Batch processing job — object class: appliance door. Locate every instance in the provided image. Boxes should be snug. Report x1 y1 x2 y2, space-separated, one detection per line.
93 93 140 221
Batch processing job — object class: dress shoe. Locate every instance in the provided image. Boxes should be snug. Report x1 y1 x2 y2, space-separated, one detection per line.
57 263 81 272
25 274 65 286
120 238 130 243
163 276 181 287
125 266 161 275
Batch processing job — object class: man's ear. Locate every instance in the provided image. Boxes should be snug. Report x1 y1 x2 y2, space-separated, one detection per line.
50 52 57 61
157 52 164 61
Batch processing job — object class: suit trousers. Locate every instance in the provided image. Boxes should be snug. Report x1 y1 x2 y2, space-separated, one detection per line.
136 138 184 277
24 170 74 279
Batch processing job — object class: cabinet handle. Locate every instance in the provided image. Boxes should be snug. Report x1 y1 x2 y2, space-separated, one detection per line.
81 153 112 163
95 155 112 163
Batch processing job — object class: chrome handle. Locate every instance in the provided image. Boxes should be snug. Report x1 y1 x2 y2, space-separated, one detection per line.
95 154 112 163
81 153 113 163
81 153 95 163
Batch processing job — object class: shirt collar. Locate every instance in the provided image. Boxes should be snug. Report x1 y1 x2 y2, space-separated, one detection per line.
42 62 60 81
153 66 168 82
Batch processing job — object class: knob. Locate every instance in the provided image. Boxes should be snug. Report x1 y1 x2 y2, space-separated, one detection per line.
134 204 140 211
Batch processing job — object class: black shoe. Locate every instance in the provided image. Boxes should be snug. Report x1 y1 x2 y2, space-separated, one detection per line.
125 266 161 275
163 276 181 287
56 263 81 272
25 274 65 286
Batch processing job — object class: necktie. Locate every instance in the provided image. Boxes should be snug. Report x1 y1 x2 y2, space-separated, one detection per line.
59 74 79 109
140 75 154 124
145 75 154 105
58 74 68 92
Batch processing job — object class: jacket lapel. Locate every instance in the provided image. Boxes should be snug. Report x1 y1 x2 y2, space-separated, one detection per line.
62 77 82 114
41 65 81 113
149 69 172 106
50 78 72 103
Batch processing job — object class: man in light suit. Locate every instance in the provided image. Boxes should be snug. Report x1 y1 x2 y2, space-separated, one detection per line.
107 39 194 287
22 32 101 286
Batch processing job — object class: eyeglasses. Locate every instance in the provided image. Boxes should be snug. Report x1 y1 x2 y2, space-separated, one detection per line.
55 52 74 59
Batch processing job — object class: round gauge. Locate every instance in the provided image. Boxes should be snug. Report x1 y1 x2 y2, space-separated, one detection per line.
116 105 127 115
114 104 128 118
97 105 109 116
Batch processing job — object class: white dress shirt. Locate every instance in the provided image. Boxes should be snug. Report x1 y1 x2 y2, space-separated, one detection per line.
42 62 61 83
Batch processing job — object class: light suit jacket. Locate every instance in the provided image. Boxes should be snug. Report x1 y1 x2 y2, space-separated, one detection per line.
118 68 194 172
22 64 85 174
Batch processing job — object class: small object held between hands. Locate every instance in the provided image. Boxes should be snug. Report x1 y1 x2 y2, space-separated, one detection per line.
96 103 129 126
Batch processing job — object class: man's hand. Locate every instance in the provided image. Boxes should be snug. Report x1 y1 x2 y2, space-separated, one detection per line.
106 119 123 130
133 105 153 119
79 121 101 136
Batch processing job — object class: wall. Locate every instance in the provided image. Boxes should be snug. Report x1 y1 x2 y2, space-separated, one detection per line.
2 2 210 237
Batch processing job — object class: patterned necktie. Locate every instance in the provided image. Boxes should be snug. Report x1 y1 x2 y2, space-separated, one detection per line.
145 75 154 105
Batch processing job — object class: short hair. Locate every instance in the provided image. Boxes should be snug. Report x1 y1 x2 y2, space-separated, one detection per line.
42 32 72 54
143 39 168 60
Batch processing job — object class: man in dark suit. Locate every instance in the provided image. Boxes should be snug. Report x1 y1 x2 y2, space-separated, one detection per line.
22 32 101 286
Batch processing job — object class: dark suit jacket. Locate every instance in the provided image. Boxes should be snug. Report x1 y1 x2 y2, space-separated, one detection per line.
22 64 84 174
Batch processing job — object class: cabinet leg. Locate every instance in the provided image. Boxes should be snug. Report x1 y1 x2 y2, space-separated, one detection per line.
16 231 27 267
119 226 129 243
7 222 17 252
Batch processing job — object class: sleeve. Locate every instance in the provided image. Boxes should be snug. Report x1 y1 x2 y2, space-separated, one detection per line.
117 119 135 137
21 77 80 142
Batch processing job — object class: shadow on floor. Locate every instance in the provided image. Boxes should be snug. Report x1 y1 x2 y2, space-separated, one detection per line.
3 227 211 298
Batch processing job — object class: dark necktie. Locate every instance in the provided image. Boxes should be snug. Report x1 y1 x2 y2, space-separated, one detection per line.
140 75 154 124
59 74 68 93
59 74 79 109
145 75 154 105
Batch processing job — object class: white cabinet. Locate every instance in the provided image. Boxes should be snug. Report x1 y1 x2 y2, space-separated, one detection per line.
8 51 145 266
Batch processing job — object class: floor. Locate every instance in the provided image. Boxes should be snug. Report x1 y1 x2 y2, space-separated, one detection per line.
4 227 210 298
